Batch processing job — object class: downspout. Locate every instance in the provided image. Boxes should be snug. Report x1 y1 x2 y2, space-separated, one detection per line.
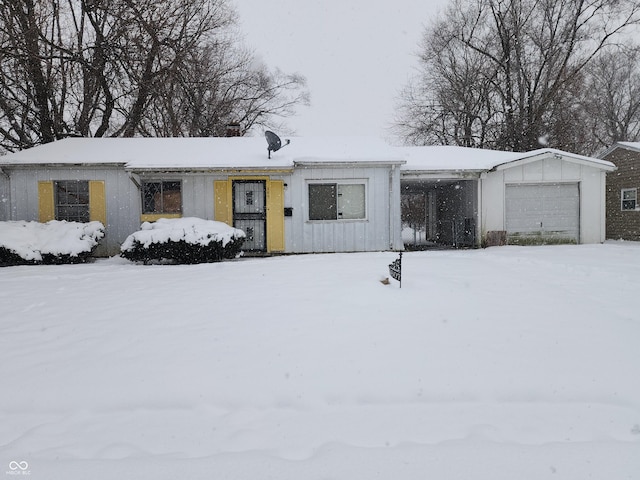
478 173 485 247
389 164 402 251
128 172 141 189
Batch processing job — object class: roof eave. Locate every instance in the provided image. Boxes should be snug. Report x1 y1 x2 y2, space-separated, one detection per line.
599 142 640 158
401 169 485 179
0 162 126 168
294 159 406 168
491 152 616 172
125 165 295 174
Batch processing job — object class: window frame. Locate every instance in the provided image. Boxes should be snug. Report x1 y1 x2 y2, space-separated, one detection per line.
307 180 367 222
141 180 183 215
54 180 90 223
621 188 638 211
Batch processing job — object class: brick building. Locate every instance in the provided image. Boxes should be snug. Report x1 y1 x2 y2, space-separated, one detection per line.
600 142 640 240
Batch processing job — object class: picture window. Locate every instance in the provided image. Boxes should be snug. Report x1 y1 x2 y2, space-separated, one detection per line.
308 182 366 220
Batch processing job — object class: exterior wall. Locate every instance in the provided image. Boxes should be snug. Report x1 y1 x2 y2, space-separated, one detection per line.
0 172 10 221
603 148 640 240
5 166 140 256
480 157 607 244
212 174 289 253
136 172 290 253
288 164 402 253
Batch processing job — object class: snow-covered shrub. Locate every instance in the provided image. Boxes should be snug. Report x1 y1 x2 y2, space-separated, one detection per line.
0 220 105 266
120 217 245 264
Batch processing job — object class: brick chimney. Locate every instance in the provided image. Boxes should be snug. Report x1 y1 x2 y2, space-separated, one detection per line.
225 123 242 137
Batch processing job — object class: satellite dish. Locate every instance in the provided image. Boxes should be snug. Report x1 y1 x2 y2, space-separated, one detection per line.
265 131 290 158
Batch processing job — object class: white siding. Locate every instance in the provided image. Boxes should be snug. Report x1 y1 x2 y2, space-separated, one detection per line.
0 173 9 221
6 166 140 256
481 157 608 244
288 165 398 253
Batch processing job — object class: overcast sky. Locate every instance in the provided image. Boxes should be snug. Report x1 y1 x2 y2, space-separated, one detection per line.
235 0 448 140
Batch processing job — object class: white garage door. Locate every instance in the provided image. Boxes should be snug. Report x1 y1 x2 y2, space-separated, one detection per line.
505 183 580 244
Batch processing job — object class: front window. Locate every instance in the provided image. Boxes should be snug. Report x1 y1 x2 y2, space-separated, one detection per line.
621 188 637 211
55 180 89 222
308 182 366 220
142 181 182 214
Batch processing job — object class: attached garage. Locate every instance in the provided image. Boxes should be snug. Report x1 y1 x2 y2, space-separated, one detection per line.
401 146 615 247
505 183 580 244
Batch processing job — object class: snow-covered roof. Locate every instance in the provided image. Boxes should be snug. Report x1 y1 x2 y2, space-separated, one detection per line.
0 137 404 170
0 137 615 172
602 142 640 156
618 141 640 149
400 145 615 172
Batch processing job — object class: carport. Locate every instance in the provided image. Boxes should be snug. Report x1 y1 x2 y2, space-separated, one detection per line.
400 146 615 248
401 178 478 248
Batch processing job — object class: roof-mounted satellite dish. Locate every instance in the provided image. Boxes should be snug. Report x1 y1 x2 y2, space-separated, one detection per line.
265 130 290 158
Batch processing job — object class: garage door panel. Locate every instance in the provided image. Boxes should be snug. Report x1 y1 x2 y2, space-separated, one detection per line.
506 183 579 244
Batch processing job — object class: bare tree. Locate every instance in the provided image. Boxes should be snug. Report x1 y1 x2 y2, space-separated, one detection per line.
0 0 309 152
395 9 500 148
395 0 640 154
142 43 309 137
582 47 640 151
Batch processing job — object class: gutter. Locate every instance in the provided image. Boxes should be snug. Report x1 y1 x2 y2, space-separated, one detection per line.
294 159 406 168
125 167 295 175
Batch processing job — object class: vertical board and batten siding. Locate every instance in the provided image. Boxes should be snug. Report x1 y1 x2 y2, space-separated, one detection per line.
212 175 288 253
7 166 140 256
481 157 607 244
138 173 216 221
0 174 11 221
288 165 400 253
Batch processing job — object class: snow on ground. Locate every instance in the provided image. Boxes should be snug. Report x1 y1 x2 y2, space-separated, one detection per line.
1 243 639 479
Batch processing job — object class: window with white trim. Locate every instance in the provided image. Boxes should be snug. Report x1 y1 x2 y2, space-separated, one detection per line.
308 182 366 220
142 181 182 214
621 188 637 211
55 180 90 222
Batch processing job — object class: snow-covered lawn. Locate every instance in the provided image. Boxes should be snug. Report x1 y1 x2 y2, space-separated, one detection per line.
1 243 639 479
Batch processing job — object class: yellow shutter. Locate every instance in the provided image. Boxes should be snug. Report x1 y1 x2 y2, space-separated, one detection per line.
214 180 233 225
267 180 285 252
89 180 107 225
38 181 55 222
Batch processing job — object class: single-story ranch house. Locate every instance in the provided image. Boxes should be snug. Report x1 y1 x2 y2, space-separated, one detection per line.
0 137 615 256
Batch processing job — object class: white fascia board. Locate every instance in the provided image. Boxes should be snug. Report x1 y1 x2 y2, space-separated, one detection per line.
125 166 294 174
401 170 484 180
492 152 616 172
293 159 406 168
0 162 126 169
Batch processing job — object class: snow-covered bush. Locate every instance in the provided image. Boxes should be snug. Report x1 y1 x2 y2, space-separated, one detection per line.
120 217 245 264
0 220 105 266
